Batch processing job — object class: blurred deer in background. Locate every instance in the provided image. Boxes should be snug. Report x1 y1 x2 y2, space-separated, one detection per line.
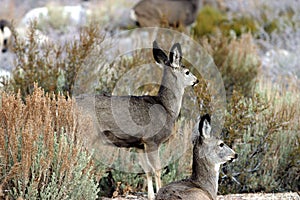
130 0 200 28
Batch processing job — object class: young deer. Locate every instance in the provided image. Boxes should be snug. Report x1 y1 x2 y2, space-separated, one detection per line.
78 41 198 199
156 114 237 200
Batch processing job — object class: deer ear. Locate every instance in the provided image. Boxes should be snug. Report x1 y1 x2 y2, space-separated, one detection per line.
169 43 182 68
153 40 168 64
198 114 211 139
3 26 12 39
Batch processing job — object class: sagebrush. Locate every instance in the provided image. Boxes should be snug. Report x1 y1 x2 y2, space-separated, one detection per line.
0 84 99 200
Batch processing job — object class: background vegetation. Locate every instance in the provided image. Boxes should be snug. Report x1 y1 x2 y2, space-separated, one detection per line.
0 0 299 199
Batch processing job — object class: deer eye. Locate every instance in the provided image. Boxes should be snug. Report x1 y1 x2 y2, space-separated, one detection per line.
185 70 190 75
219 142 224 147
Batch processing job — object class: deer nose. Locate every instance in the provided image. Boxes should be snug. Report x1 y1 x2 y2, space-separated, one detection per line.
230 154 238 162
193 79 199 87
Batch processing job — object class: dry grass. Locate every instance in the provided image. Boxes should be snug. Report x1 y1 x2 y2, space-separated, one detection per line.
200 33 260 98
0 84 98 199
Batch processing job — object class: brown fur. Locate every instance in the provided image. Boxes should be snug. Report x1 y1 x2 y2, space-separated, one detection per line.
77 41 198 200
132 0 200 27
156 114 237 200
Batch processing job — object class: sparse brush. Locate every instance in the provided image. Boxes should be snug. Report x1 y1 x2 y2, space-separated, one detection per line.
219 83 300 193
96 49 154 95
222 90 269 146
200 33 260 98
5 21 104 98
0 84 99 200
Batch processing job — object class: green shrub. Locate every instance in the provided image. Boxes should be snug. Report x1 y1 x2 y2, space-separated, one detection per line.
5 21 104 98
192 6 227 38
229 17 258 37
258 5 296 35
0 84 99 199
219 86 300 193
192 6 259 38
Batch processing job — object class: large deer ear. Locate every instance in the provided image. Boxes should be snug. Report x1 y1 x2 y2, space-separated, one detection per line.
192 116 201 145
198 114 211 140
153 40 168 65
3 26 12 39
192 114 211 144
169 43 182 68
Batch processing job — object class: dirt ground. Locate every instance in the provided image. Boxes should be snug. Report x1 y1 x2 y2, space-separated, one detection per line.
101 192 300 200
218 192 300 200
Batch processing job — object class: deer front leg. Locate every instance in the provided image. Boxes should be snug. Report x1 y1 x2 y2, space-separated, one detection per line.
139 150 155 200
145 145 162 192
146 171 155 200
154 168 162 191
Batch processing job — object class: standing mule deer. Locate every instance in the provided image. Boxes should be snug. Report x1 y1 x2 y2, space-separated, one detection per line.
156 114 237 200
81 41 198 199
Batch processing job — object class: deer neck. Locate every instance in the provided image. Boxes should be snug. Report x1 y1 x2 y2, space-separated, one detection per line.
158 68 184 118
191 0 200 9
190 146 219 200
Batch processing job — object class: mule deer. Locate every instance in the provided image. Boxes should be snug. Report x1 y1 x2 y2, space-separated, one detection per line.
0 19 12 53
20 2 90 28
130 0 200 28
78 41 198 199
156 114 237 200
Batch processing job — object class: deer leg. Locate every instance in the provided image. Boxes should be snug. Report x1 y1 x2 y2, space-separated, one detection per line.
138 149 155 200
146 149 162 192
155 168 162 191
146 171 155 200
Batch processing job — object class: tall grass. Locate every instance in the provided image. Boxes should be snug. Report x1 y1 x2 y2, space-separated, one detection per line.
200 33 260 98
0 84 99 199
